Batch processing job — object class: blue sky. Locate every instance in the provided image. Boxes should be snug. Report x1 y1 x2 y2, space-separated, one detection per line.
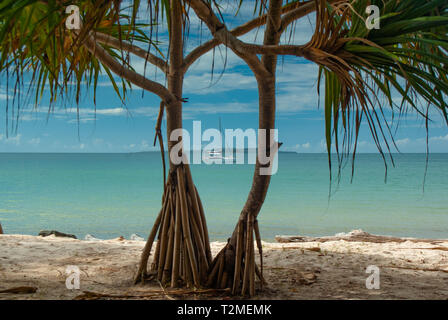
0 2 447 153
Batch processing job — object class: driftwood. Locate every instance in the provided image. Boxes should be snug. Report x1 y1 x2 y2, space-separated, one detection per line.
275 230 448 245
382 265 448 273
74 288 231 300
0 223 3 234
0 286 37 294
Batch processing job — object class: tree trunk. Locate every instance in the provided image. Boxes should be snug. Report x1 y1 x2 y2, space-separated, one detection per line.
207 0 283 296
134 0 212 288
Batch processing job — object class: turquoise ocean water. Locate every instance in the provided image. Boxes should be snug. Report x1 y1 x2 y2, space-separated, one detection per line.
0 152 447 241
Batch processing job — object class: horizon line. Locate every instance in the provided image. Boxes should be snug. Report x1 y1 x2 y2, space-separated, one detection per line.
0 151 447 154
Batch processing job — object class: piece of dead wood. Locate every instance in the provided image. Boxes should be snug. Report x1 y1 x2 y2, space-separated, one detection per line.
0 223 3 234
275 232 447 245
74 288 231 300
74 291 165 300
266 266 298 272
382 265 448 273
157 280 175 300
0 286 38 294
403 247 448 252
279 246 322 253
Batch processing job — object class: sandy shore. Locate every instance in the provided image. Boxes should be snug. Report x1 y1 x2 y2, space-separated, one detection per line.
1 231 447 300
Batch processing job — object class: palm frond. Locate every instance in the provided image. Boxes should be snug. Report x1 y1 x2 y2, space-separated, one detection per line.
0 0 159 133
306 0 448 178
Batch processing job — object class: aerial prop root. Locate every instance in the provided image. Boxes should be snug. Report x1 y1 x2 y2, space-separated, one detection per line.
134 164 211 288
206 213 265 296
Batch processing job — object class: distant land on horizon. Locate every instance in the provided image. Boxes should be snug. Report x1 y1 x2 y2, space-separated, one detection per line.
0 151 447 154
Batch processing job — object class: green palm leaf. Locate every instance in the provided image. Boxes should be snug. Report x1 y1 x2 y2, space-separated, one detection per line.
310 0 448 176
0 0 161 132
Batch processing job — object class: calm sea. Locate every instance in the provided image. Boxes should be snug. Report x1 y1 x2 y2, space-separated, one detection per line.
0 152 447 240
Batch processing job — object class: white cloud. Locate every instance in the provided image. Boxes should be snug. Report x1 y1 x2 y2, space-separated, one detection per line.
24 105 159 121
0 134 22 146
184 102 255 115
28 138 41 146
430 134 448 142
67 118 96 124
396 138 410 146
276 62 321 112
141 140 149 149
290 142 311 152
95 108 126 115
184 71 256 95
93 138 104 145
0 93 12 100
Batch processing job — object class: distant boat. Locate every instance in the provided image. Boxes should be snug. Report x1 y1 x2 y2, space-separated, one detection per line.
206 117 234 162
206 149 235 161
207 150 224 159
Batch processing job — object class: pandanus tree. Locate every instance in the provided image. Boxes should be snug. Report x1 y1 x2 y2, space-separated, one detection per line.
1 0 448 297
0 0 215 287
185 0 448 296
0 0 299 290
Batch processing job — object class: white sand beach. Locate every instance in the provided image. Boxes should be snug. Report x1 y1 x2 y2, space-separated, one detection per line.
1 231 447 300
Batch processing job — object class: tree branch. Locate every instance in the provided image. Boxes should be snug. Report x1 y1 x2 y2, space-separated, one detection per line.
92 32 169 73
183 0 317 71
186 0 271 79
83 35 176 106
183 39 219 72
280 0 343 33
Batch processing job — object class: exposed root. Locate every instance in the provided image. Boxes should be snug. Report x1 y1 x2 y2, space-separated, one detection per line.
134 164 212 288
206 214 264 297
